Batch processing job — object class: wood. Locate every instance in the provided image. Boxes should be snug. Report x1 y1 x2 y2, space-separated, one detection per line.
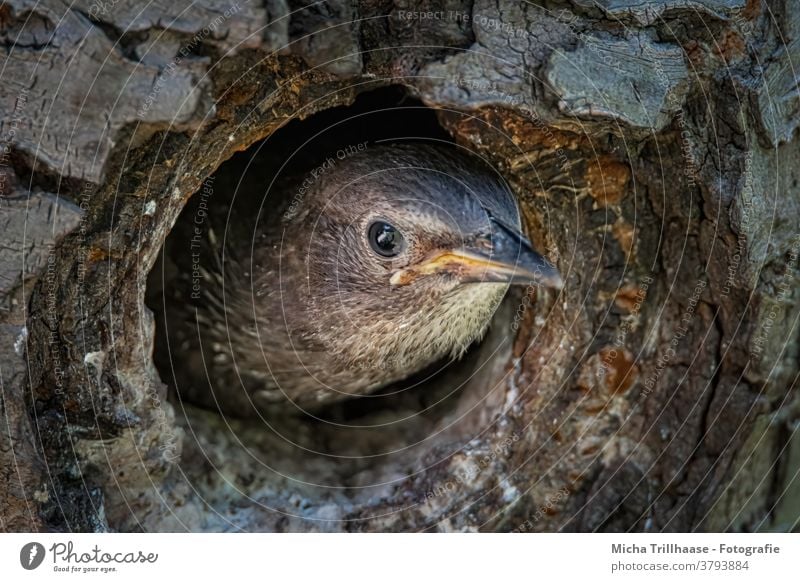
1 0 799 532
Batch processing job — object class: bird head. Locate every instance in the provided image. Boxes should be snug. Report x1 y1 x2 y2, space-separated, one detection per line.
287 144 562 375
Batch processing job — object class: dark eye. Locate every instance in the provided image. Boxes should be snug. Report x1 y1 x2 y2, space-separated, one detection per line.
367 221 404 258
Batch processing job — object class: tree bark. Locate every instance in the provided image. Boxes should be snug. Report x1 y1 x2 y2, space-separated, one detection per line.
1 0 799 532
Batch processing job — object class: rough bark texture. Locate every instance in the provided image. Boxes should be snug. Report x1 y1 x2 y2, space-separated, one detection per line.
1 0 799 532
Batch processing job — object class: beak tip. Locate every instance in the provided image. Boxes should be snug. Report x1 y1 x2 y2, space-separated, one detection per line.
518 268 563 290
546 265 564 288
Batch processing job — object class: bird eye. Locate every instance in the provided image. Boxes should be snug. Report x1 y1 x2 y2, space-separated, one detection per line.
367 221 404 258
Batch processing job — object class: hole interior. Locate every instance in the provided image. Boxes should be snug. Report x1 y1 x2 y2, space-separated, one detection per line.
145 87 522 528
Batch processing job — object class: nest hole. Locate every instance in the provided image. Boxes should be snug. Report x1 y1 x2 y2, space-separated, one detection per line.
146 87 525 528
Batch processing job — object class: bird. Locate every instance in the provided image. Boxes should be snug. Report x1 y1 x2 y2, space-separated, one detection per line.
152 143 562 416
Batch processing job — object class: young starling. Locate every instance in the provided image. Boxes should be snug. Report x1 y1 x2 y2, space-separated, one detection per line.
154 143 561 416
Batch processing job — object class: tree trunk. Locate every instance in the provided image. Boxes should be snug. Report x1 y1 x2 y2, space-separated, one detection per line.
1 0 799 532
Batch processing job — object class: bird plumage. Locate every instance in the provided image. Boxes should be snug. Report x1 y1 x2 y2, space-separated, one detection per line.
152 143 558 416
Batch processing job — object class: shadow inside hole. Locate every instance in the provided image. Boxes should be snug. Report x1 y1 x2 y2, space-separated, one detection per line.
144 87 522 524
